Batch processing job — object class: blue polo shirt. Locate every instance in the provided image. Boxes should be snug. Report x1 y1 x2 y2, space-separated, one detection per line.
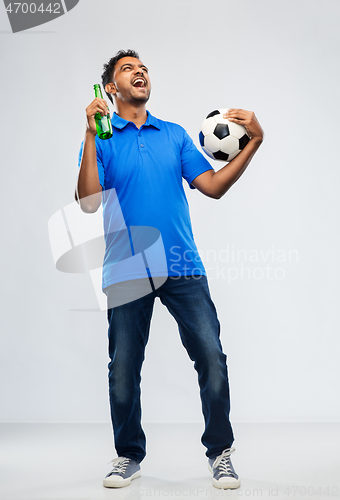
78 111 213 289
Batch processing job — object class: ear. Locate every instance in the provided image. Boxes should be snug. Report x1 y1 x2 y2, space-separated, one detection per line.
105 82 116 96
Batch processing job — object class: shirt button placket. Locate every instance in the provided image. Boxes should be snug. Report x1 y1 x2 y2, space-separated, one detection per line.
138 131 146 154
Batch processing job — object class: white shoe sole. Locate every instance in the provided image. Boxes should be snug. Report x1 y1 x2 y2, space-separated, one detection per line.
103 469 141 488
208 463 241 489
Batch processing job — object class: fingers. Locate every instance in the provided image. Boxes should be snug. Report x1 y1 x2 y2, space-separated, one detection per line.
222 109 264 142
95 98 109 116
87 98 109 118
225 116 243 125
223 109 254 123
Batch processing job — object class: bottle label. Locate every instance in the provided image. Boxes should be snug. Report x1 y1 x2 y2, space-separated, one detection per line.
101 117 110 132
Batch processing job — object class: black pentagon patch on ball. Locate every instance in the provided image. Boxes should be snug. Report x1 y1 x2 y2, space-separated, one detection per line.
206 110 220 119
199 131 205 147
239 134 250 150
214 123 230 140
213 150 229 161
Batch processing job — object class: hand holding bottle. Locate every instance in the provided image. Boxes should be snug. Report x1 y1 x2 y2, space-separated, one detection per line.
85 97 109 137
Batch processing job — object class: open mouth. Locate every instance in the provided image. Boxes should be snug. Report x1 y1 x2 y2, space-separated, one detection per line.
132 78 146 88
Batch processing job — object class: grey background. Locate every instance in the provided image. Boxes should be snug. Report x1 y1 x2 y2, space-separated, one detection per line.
0 0 339 424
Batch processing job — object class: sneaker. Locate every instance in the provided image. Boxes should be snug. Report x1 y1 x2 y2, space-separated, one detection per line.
208 447 240 489
103 456 141 488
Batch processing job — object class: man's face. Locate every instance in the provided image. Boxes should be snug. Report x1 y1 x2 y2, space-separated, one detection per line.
110 56 151 105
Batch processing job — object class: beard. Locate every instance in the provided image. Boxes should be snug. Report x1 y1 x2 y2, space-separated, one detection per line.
118 85 151 105
131 88 151 104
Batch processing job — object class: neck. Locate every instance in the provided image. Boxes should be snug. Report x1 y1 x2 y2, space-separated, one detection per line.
115 101 148 129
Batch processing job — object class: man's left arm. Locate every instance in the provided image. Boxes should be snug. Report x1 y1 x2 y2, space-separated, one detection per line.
192 109 264 199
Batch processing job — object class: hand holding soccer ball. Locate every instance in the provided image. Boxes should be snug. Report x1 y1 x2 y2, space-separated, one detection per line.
199 108 264 162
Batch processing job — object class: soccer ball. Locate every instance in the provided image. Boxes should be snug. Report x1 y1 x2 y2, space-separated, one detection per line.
199 109 250 162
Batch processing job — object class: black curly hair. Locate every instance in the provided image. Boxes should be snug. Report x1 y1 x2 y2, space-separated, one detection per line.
101 49 140 104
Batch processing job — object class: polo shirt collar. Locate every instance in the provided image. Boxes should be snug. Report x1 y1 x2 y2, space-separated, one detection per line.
112 110 160 130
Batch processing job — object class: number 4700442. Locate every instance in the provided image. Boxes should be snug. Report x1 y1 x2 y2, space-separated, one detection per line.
5 3 62 14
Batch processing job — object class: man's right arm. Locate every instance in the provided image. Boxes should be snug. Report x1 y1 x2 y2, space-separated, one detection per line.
75 97 109 213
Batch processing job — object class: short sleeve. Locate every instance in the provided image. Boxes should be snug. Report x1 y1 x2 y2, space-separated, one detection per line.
78 140 105 189
181 130 213 189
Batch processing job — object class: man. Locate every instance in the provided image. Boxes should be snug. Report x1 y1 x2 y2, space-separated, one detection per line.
76 49 264 490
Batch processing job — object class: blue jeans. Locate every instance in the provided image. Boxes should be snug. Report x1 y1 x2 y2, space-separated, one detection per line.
104 275 234 463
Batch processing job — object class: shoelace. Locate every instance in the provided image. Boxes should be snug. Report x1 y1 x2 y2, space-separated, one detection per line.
107 456 131 475
212 447 237 478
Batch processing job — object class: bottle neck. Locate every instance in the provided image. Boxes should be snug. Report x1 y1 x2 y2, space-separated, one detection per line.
94 84 103 99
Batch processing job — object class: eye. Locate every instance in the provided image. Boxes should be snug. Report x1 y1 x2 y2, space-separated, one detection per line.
142 67 148 73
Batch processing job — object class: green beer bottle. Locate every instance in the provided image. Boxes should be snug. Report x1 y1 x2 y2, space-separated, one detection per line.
94 84 113 140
